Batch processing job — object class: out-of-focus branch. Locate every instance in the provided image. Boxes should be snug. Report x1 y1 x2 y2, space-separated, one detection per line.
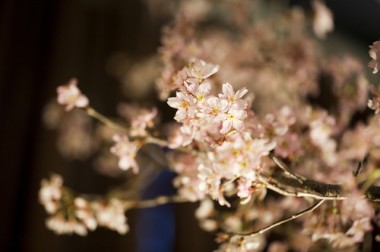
123 195 189 209
85 106 193 153
86 107 128 133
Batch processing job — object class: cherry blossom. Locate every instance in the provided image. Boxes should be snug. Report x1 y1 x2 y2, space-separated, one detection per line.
220 108 247 134
198 164 230 207
312 0 334 39
46 215 88 236
368 41 380 74
74 197 97 231
92 199 129 234
185 59 219 84
57 78 89 111
118 103 158 136
39 174 63 214
110 134 139 173
368 86 380 114
219 82 248 109
197 96 229 123
237 177 254 204
167 91 196 121
186 82 211 105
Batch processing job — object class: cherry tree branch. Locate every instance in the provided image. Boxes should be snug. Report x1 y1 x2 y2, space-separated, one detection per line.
224 200 324 240
86 107 128 133
266 154 380 202
123 195 189 209
269 152 305 184
85 106 193 153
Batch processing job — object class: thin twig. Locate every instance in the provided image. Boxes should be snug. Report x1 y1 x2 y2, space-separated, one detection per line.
86 107 193 153
228 200 325 237
248 199 324 235
86 107 128 133
123 195 189 209
269 152 305 183
353 154 368 177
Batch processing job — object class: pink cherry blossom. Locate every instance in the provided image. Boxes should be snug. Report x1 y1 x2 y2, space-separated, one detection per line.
197 96 229 123
46 214 88 236
167 91 196 121
237 177 254 204
186 82 211 105
92 199 129 234
312 0 334 39
345 217 372 243
198 164 230 207
368 86 380 114
118 104 158 136
110 134 139 173
220 108 247 134
57 78 89 111
368 41 380 74
185 59 219 83
39 174 63 214
74 197 97 231
219 82 248 109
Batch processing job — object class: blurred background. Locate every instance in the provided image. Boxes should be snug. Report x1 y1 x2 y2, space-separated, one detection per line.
1 0 380 251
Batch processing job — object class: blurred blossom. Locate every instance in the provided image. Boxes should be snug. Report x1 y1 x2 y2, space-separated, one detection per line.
57 78 89 111
57 110 95 159
312 0 334 39
94 154 124 177
110 134 139 173
117 103 158 136
268 242 288 252
195 198 218 231
368 41 380 74
185 59 219 84
368 86 380 114
39 174 63 214
345 217 372 243
341 191 374 220
42 101 64 129
179 0 211 22
216 235 265 252
74 198 97 231
92 199 129 235
195 198 214 219
199 219 218 232
46 215 88 236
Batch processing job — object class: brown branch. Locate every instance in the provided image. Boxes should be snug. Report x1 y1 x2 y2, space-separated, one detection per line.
258 174 345 200
123 195 189 209
267 154 380 202
269 152 305 183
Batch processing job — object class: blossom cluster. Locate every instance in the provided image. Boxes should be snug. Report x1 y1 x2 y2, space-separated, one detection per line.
39 174 129 235
166 59 276 206
167 59 249 140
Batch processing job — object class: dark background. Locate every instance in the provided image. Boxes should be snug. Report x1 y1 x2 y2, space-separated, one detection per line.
1 0 380 252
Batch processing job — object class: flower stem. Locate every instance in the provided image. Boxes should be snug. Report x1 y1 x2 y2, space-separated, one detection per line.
124 195 189 209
